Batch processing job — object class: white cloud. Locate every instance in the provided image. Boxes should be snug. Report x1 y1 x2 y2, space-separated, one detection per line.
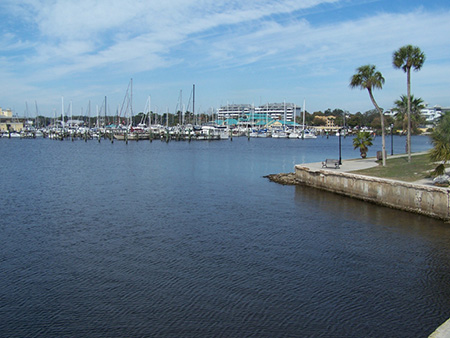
1 0 450 114
12 0 341 76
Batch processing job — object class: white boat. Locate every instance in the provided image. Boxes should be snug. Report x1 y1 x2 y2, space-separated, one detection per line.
288 132 300 139
249 130 259 138
257 129 270 138
299 100 317 139
272 130 288 138
302 130 317 139
219 131 229 140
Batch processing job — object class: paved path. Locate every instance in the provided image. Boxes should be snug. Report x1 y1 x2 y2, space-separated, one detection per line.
429 318 450 338
296 151 435 186
297 157 379 172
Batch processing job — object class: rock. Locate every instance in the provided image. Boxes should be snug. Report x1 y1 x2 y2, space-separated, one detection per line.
433 175 450 187
264 173 297 185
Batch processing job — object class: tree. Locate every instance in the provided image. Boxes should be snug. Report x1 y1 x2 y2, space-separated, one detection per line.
370 116 381 130
350 64 386 166
353 131 374 158
393 45 426 162
312 116 326 126
347 113 362 128
392 94 425 134
429 112 450 176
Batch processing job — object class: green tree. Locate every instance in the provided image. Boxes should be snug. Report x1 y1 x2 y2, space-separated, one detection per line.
429 112 450 176
353 131 374 158
393 45 426 162
361 109 379 127
350 64 387 166
392 94 426 133
312 116 326 126
370 116 381 130
347 113 362 128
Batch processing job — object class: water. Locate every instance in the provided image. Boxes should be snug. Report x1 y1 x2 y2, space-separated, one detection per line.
1 135 449 337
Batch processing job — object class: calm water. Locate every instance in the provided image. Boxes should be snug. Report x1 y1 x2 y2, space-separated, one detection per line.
1 135 449 337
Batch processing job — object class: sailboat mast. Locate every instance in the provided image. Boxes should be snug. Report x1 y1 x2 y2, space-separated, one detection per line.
180 90 183 126
302 99 305 139
192 84 195 123
104 96 107 127
61 96 64 128
150 96 152 126
35 101 39 128
130 78 133 117
293 104 296 133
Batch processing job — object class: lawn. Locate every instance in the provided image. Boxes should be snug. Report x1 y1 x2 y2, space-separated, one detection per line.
351 153 437 182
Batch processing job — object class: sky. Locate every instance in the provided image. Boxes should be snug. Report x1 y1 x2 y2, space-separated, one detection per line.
1 0 450 117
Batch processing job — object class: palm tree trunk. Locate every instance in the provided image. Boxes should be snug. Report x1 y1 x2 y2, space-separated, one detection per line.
368 89 386 166
407 68 411 162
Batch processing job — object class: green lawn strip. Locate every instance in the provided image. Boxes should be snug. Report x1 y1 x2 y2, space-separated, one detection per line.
351 153 436 182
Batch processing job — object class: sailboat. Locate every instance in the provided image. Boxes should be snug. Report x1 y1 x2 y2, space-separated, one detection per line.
301 99 317 139
288 104 300 139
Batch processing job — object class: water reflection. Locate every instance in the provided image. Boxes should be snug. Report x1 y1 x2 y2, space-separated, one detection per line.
0 136 448 337
293 184 450 335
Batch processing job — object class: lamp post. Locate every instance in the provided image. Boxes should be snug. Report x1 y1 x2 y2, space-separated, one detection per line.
390 124 394 155
338 128 342 165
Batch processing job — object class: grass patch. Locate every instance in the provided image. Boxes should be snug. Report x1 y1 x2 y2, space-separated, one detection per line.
351 153 436 182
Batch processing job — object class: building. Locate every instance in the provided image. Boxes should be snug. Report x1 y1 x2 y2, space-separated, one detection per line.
217 102 301 122
420 105 450 125
314 115 336 128
386 104 449 127
0 107 24 132
217 104 253 120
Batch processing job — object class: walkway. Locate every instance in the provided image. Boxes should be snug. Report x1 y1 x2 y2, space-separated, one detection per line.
296 151 434 186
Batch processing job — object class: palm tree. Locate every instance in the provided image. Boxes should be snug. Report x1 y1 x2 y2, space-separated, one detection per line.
353 131 373 158
392 45 426 162
392 94 426 133
350 64 386 166
430 112 450 176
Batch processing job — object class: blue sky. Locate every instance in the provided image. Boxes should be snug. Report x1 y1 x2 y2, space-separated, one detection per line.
1 0 450 117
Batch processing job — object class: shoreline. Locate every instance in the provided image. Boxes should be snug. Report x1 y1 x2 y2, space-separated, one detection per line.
266 154 449 221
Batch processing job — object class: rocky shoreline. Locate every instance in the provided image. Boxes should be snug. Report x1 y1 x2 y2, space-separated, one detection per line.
264 172 297 185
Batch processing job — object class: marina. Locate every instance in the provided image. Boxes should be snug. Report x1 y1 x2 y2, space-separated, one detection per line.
0 122 342 142
1 136 449 337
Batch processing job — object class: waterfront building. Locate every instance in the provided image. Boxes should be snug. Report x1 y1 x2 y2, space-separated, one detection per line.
420 105 450 126
254 103 300 121
217 102 301 122
386 104 449 128
217 104 253 120
314 115 336 128
312 115 340 134
0 107 24 132
383 110 396 118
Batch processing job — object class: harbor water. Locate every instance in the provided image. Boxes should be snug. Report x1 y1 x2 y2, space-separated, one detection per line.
1 135 449 337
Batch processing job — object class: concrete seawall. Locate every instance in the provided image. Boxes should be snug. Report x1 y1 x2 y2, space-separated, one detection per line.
294 164 450 221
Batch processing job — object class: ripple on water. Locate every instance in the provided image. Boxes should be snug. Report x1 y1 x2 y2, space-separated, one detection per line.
0 137 448 337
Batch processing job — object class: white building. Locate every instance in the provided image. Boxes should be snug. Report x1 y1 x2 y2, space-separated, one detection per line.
217 102 301 121
420 105 446 125
217 104 253 119
386 104 448 127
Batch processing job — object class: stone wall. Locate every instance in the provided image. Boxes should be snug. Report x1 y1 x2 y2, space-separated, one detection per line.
295 165 450 221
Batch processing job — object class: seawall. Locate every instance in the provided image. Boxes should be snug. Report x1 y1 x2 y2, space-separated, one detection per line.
294 164 450 221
